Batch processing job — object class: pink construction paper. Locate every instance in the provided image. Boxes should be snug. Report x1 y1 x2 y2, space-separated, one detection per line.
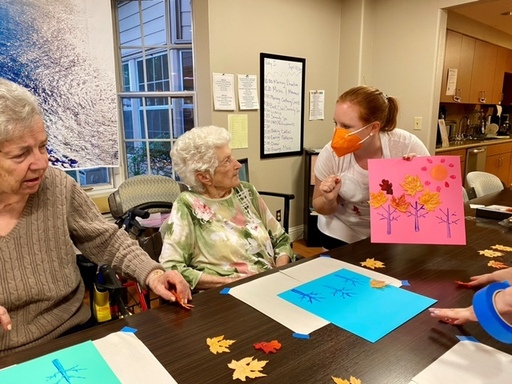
368 156 466 245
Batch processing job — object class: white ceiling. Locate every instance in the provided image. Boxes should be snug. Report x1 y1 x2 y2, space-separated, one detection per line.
449 0 512 36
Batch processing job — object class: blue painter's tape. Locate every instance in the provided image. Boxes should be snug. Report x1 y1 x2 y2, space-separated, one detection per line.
401 280 410 286
456 335 478 342
121 326 137 333
320 254 331 258
292 333 310 339
220 287 230 295
473 280 512 344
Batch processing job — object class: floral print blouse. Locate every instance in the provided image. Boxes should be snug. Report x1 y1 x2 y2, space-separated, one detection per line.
159 182 294 289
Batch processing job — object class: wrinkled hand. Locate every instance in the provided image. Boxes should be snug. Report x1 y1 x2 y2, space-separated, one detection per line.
428 306 477 325
0 306 12 332
148 270 192 304
319 175 341 202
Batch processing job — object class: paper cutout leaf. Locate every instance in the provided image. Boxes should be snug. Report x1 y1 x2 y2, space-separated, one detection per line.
206 335 236 354
253 340 282 354
332 376 362 384
370 279 388 289
400 175 424 196
491 244 512 252
488 260 509 269
379 179 393 194
228 356 268 381
418 190 442 212
369 190 388 208
390 194 409 212
360 258 385 269
455 280 473 288
478 249 504 258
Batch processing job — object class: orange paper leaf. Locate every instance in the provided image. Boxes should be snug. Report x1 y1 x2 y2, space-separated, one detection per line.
253 340 282 354
488 260 509 269
206 335 236 354
360 258 385 269
370 279 388 289
455 280 473 288
228 356 268 381
332 376 362 384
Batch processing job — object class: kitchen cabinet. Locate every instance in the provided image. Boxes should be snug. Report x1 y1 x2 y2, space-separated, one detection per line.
492 46 512 104
485 142 512 185
440 30 475 103
440 30 512 105
469 40 498 104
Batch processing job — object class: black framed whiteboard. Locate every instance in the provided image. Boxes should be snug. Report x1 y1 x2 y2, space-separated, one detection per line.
260 53 305 158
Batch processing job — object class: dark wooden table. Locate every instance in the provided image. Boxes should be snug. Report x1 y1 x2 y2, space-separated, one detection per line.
3 190 512 383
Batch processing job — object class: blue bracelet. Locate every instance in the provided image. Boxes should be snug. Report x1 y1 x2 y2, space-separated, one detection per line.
473 281 512 344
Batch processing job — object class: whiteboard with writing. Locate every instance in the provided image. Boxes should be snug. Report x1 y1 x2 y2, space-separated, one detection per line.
260 53 305 158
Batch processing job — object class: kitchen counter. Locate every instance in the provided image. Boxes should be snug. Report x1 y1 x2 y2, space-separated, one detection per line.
435 137 512 153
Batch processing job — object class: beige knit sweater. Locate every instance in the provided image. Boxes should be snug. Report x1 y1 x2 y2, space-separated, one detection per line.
0 167 161 355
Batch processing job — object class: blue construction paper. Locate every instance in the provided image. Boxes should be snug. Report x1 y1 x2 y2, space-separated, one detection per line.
457 335 478 342
278 268 437 343
0 340 120 383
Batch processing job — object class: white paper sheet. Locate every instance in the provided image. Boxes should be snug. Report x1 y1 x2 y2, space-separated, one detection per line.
212 73 235 110
229 257 402 334
409 341 512 384
94 332 177 384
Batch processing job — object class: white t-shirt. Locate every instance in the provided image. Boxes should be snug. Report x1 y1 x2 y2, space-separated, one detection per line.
314 129 430 243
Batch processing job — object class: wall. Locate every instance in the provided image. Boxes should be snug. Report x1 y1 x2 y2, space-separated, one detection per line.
191 0 478 237
192 0 342 239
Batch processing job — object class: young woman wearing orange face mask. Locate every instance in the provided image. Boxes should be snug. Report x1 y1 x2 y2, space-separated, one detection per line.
312 86 430 249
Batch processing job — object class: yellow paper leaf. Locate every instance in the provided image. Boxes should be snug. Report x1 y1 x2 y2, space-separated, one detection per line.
491 244 512 252
400 175 424 196
228 356 268 381
370 279 388 289
418 190 442 211
360 258 385 269
331 376 362 384
369 190 388 208
206 335 236 354
478 249 504 258
488 260 509 269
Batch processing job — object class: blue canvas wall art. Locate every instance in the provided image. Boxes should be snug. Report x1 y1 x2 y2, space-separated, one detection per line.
0 0 118 169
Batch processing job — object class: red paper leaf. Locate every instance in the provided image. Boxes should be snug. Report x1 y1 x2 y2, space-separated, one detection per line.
253 340 282 354
455 280 473 289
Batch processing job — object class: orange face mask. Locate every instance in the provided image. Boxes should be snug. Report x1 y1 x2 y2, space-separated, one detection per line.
330 124 373 157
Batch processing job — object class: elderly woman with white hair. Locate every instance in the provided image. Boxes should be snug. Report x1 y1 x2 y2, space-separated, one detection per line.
0 78 191 355
159 125 294 290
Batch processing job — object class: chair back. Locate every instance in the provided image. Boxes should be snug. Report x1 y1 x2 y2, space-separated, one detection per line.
465 171 504 198
108 174 189 220
236 158 294 233
462 186 469 203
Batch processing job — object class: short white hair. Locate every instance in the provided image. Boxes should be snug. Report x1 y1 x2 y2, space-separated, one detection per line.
0 78 43 142
171 125 231 192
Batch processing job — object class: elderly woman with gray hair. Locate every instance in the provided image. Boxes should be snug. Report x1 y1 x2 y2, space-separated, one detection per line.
159 125 294 290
